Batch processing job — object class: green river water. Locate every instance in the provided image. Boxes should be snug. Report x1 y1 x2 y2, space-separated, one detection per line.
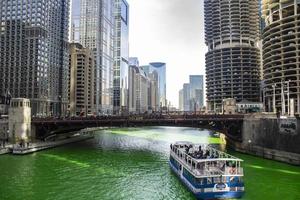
0 127 299 200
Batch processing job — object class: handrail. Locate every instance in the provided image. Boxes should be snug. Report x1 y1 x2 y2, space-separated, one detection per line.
170 144 244 177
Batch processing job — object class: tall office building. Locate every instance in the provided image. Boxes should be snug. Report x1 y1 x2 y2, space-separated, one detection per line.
69 43 95 116
76 0 115 115
128 58 139 113
113 0 129 114
179 75 204 112
70 0 81 43
179 89 184 111
183 83 190 111
262 0 300 114
148 70 159 112
189 75 204 109
204 0 261 112
0 0 70 116
141 62 167 109
130 66 149 114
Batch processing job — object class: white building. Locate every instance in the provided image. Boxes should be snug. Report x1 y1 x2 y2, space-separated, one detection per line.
9 98 31 143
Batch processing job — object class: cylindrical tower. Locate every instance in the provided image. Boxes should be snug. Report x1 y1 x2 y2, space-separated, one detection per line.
205 0 261 112
262 0 300 115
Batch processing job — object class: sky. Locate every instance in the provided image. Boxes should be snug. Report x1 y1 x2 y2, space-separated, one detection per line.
127 0 207 107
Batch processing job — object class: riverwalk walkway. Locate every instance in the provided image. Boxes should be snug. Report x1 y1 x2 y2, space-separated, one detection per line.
0 144 12 155
12 134 94 155
0 134 94 156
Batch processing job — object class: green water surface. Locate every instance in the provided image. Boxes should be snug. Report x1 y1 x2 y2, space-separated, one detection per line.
0 127 299 200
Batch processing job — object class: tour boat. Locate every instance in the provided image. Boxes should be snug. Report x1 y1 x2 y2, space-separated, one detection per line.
169 142 244 200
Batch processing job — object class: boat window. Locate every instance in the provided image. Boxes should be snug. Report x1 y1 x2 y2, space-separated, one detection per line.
192 162 195 169
196 178 203 185
207 178 212 184
214 177 221 183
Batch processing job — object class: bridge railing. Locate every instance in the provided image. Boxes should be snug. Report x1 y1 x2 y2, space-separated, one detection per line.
31 114 245 123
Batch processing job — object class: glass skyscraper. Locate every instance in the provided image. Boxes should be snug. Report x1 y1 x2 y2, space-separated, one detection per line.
113 0 129 114
141 62 167 108
0 0 70 116
189 75 204 109
74 0 115 114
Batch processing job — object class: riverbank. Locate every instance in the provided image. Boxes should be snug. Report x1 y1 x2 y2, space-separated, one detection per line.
0 145 12 155
233 114 300 166
12 134 94 155
227 137 300 166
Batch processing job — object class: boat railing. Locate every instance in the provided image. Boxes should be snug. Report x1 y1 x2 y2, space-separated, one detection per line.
170 144 243 177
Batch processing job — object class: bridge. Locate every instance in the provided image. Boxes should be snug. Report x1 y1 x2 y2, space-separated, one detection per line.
31 114 245 142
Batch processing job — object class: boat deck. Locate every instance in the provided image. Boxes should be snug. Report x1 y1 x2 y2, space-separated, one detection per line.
170 142 243 177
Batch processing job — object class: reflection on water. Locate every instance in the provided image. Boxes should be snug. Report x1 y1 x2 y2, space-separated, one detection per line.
0 127 299 200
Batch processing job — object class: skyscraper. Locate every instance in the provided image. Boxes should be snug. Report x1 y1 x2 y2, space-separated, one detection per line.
128 58 139 113
0 0 70 116
77 0 115 115
262 0 300 114
69 43 95 116
113 0 129 114
189 75 204 109
141 62 167 109
179 89 183 111
204 0 261 112
183 83 190 111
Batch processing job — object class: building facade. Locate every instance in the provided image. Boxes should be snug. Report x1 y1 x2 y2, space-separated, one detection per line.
183 83 190 111
132 66 149 114
113 0 129 114
189 75 204 110
141 62 167 109
69 43 95 116
179 89 184 111
0 0 70 117
128 57 139 113
128 58 159 114
78 0 115 115
148 70 159 112
262 0 300 115
204 0 261 113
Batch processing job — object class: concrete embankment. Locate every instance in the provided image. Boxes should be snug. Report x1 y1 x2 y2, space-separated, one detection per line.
227 113 300 165
0 146 12 155
12 134 94 155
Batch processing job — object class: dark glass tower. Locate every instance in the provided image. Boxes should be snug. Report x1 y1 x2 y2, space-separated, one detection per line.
0 0 70 116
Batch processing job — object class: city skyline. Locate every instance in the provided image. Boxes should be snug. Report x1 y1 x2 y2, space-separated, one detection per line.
0 2 300 199
127 0 206 107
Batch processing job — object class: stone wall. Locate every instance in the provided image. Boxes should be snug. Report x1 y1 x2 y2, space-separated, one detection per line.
0 119 8 141
229 113 300 165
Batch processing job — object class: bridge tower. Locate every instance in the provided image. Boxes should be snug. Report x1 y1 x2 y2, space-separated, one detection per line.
8 98 31 144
